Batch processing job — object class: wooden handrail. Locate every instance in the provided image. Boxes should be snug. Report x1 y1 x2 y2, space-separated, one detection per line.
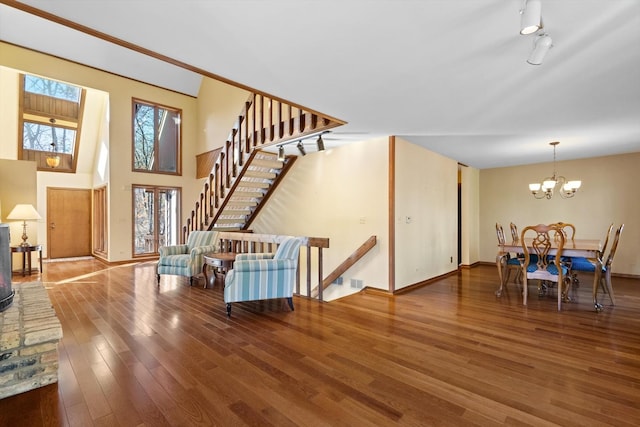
313 235 377 299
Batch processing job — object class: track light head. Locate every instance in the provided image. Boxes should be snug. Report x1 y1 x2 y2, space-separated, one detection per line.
277 145 285 161
527 33 553 65
520 0 543 35
297 141 306 156
316 135 325 151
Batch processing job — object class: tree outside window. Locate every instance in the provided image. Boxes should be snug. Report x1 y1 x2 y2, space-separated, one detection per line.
133 99 181 174
133 185 180 255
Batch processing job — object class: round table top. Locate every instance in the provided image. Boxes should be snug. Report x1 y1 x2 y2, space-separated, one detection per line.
203 252 236 262
10 244 43 252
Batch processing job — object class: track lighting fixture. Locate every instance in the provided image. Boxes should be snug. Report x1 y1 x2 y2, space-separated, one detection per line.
527 33 552 65
520 0 543 35
316 135 325 151
297 141 306 156
277 145 285 161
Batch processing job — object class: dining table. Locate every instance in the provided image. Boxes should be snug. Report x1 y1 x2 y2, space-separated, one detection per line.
496 238 605 310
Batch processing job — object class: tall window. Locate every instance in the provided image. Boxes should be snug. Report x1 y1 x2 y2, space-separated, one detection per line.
132 99 181 174
132 185 181 256
19 74 84 172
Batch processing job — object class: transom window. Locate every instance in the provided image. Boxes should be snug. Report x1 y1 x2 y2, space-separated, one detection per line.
132 99 182 175
18 74 85 172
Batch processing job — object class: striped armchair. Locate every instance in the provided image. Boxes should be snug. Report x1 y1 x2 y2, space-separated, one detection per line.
156 231 218 286
224 236 303 317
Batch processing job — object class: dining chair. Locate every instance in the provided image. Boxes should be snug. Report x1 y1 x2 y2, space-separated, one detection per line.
509 222 519 242
520 223 569 311
495 223 521 296
568 223 613 290
549 221 576 279
571 224 623 311
554 222 576 241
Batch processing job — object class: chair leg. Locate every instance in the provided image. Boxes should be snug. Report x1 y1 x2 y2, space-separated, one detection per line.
189 276 194 286
226 303 232 317
603 270 616 305
286 297 294 312
156 274 160 285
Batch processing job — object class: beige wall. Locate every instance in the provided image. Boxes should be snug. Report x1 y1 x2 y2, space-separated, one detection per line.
0 159 38 267
196 77 250 153
461 165 480 266
250 137 390 299
0 42 201 261
480 152 640 276
395 138 459 288
250 137 461 299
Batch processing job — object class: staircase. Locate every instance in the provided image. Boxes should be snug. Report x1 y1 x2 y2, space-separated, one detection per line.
209 149 297 230
183 92 344 240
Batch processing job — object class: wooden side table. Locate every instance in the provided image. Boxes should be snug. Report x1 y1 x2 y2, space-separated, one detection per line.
11 244 43 276
202 252 236 289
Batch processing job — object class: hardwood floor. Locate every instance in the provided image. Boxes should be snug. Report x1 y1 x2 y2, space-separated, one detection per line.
1 259 639 426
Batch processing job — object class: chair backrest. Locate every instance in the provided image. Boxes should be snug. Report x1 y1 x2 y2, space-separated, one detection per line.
273 237 303 260
553 222 576 241
599 223 614 260
521 223 564 273
604 224 624 269
186 230 216 251
495 223 506 245
510 222 519 242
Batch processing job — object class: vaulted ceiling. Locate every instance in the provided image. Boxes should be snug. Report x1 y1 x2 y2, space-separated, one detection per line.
1 0 639 168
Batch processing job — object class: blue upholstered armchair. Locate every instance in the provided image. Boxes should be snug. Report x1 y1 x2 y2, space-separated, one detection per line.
156 231 218 286
224 236 303 317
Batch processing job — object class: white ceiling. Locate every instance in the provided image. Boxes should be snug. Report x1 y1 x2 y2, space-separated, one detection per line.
1 0 639 169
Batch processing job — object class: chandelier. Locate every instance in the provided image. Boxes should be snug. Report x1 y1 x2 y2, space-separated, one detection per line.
528 141 581 199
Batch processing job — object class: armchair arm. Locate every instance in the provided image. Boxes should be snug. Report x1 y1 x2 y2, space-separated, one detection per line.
232 258 295 272
235 253 274 261
190 245 217 257
159 244 188 256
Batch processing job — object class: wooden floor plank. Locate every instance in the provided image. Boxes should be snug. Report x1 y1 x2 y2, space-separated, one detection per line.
1 260 639 426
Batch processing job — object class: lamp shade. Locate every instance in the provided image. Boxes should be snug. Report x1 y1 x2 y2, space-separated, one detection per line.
520 0 543 35
7 204 41 221
527 34 553 65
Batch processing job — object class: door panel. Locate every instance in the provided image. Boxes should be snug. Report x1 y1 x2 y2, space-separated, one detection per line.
47 188 91 259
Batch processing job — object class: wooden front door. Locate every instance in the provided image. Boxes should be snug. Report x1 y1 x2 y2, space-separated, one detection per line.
47 188 91 259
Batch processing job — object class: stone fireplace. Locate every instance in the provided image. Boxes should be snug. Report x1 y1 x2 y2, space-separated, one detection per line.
0 282 62 399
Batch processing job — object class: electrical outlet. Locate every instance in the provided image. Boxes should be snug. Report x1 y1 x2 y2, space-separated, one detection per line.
359 217 366 224
406 216 412 224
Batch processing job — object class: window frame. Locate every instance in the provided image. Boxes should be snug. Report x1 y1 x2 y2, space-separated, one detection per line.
131 184 182 257
18 74 85 173
131 98 182 175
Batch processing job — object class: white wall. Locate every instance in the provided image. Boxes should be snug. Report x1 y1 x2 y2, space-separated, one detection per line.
480 153 640 276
